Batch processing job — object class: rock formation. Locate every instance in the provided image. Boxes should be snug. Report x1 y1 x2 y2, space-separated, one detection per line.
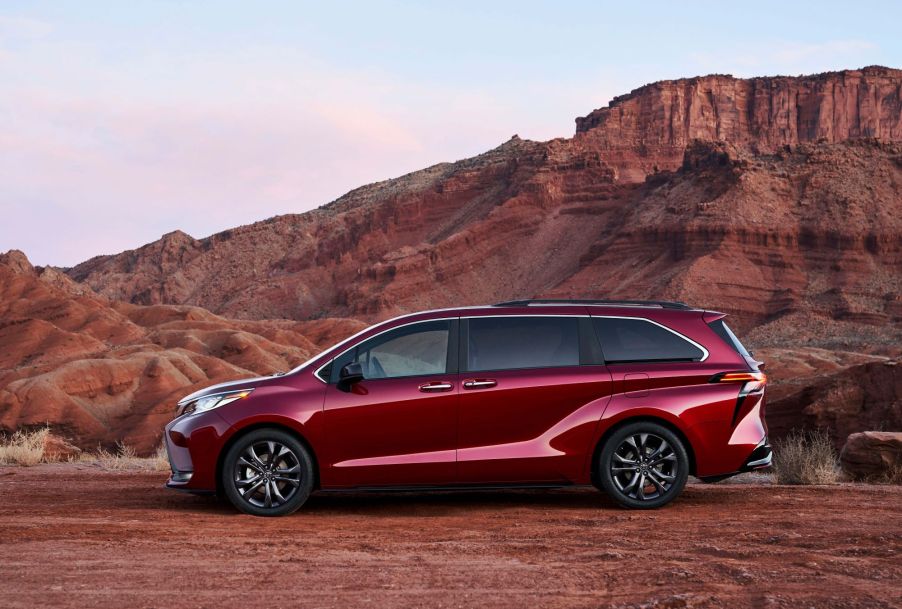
3 67 902 451
767 360 902 449
66 69 902 341
0 251 364 453
840 431 902 480
575 66 902 180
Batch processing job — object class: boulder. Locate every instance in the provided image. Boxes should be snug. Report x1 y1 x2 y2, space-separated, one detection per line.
840 432 902 481
42 433 83 461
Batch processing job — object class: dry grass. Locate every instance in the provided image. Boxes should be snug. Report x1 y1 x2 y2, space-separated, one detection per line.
850 462 902 485
883 464 902 485
78 442 169 472
0 428 50 466
0 428 168 471
772 430 840 485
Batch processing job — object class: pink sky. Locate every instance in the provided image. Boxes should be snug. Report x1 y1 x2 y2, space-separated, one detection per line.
0 3 895 266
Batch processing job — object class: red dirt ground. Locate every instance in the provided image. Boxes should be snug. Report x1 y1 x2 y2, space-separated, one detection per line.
0 464 899 609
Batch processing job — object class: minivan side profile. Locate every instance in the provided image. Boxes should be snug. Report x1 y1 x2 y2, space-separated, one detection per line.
164 300 770 516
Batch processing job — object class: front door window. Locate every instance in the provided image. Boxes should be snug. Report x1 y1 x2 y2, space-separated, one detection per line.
330 319 452 381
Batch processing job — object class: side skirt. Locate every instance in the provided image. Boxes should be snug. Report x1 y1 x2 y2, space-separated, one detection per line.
316 482 587 494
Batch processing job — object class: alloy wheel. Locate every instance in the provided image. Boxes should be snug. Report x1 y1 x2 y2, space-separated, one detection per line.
610 432 678 501
233 440 302 509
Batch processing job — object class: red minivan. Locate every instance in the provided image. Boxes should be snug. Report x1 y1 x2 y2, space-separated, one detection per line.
164 300 770 516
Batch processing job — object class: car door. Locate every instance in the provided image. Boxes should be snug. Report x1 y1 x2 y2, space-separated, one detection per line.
456 315 613 484
321 318 459 488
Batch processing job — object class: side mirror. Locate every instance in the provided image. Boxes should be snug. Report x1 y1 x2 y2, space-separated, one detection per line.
338 362 364 388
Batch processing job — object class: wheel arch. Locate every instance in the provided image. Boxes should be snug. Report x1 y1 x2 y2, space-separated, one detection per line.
215 421 322 495
589 415 698 488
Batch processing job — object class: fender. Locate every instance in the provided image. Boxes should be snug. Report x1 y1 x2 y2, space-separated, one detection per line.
581 404 699 481
214 382 328 484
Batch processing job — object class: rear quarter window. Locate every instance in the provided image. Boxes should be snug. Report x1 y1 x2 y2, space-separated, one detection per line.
707 319 752 358
592 317 705 364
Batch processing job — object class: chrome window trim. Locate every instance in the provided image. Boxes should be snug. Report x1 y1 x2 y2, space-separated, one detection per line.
312 314 587 383
503 303 673 308
462 314 591 318
591 315 709 363
290 308 492 378
311 312 707 383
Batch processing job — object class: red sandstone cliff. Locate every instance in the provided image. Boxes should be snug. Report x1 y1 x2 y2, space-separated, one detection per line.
67 69 902 345
574 66 902 181
3 67 901 450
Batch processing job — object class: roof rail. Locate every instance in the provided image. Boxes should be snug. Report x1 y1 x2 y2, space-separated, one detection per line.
492 299 692 310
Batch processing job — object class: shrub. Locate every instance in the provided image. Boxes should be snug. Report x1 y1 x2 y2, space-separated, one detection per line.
0 429 170 471
82 442 169 472
772 429 839 485
0 428 50 466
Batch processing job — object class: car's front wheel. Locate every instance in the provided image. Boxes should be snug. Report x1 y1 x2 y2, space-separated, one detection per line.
221 428 314 516
598 421 689 509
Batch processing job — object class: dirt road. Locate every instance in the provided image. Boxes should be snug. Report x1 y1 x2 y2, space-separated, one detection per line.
0 464 899 608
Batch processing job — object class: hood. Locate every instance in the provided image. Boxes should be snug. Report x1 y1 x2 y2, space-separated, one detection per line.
177 374 281 406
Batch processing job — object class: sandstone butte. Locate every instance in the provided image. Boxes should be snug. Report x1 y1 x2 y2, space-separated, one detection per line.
2 66 901 454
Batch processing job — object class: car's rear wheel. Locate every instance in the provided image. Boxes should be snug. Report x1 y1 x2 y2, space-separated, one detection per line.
598 421 689 509
221 428 314 516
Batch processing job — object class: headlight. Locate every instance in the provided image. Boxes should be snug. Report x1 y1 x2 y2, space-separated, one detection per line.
180 389 253 417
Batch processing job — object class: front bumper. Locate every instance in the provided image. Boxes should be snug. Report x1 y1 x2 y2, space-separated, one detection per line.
164 409 232 493
164 433 195 488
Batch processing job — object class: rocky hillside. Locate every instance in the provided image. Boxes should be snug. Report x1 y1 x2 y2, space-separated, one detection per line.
67 68 902 342
3 67 901 452
0 251 363 453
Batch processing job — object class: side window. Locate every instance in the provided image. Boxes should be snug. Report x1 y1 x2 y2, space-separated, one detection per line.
593 317 704 364
330 320 451 381
467 316 579 372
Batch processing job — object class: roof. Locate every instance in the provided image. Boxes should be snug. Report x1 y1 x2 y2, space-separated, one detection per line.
492 299 693 310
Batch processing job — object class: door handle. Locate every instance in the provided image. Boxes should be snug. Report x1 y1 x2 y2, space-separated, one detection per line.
418 381 453 393
463 379 497 389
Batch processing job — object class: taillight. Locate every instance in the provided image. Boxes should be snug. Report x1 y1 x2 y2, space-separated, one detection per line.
710 371 767 384
709 371 767 395
711 371 767 426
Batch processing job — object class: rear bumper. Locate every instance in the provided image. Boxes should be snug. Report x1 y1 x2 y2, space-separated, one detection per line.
698 437 771 483
739 438 772 471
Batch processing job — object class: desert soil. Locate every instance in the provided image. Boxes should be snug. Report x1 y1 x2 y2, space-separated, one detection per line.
0 464 899 609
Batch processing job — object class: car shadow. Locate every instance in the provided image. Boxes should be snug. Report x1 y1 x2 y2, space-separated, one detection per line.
158 486 622 516
158 482 740 516
303 486 621 515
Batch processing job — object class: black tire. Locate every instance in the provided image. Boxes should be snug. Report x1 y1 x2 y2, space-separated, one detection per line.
221 428 314 516
598 421 689 509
